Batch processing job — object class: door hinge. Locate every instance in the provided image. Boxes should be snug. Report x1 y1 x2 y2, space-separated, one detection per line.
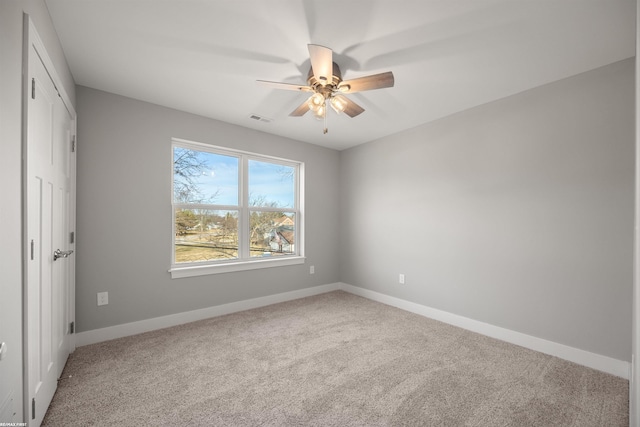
71 135 76 153
30 239 34 260
31 78 35 99
70 231 75 244
69 321 75 334
31 397 35 420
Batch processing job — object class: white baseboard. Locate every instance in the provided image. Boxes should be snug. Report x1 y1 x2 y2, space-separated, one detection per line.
75 281 630 379
75 283 342 346
340 283 630 379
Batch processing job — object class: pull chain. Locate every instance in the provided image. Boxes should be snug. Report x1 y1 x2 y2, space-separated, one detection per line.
323 100 328 134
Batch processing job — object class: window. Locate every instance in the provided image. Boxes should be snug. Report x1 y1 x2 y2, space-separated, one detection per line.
170 139 304 278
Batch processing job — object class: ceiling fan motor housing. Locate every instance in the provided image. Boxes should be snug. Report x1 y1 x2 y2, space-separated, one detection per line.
307 62 343 96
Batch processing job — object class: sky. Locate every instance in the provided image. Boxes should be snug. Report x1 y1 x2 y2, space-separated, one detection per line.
174 148 296 208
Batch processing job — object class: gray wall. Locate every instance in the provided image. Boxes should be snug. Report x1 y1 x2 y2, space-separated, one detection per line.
339 59 635 362
75 86 341 332
0 0 76 422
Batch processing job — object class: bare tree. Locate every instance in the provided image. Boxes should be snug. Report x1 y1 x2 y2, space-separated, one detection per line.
248 193 285 251
173 147 219 204
175 209 198 235
219 212 238 245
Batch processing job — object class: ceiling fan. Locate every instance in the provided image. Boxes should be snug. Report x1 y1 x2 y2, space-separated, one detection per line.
257 44 395 134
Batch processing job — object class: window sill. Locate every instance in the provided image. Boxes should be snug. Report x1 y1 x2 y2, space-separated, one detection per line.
169 256 305 279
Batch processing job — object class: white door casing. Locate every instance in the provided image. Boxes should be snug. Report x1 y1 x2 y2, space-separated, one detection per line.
24 18 76 426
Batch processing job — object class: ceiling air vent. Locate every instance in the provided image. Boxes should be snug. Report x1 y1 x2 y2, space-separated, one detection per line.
249 114 272 123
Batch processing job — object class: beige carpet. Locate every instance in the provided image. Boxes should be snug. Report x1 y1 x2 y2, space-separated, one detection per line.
43 291 628 426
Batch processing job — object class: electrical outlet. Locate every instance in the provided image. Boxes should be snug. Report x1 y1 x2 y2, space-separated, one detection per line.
310 265 315 274
399 274 405 284
97 292 109 306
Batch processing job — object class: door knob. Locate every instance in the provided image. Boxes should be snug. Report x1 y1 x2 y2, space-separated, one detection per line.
53 249 74 261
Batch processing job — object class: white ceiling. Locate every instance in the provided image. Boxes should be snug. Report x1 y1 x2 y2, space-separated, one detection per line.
45 0 635 151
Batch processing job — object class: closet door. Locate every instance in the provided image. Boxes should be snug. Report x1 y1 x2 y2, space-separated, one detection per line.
24 20 76 426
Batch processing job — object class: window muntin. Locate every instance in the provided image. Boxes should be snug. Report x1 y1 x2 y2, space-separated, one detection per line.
171 139 302 274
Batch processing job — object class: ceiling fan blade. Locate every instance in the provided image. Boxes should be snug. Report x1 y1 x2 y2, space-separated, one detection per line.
342 97 365 118
290 99 311 117
308 44 333 85
256 80 313 92
338 71 395 93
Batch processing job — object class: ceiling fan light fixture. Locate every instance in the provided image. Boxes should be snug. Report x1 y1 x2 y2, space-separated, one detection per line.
313 103 326 120
330 95 348 114
307 92 325 111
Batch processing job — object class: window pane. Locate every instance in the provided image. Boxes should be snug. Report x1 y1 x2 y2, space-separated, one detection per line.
173 147 239 205
174 208 238 263
250 211 295 257
248 160 295 208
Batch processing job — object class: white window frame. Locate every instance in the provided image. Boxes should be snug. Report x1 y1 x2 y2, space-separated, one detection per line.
169 138 304 278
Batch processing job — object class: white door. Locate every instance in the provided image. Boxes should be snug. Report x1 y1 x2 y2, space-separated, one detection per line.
25 28 75 426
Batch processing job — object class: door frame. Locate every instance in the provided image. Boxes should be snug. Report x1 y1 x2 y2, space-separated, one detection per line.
22 15 77 425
